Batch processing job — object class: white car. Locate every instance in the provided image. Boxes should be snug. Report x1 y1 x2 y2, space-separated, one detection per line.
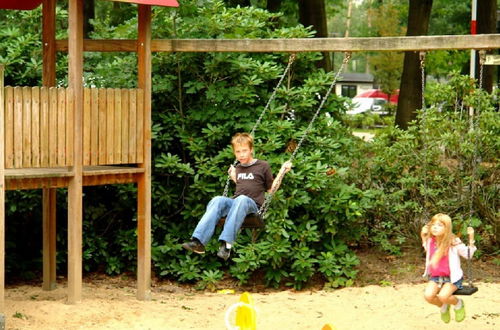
346 97 387 115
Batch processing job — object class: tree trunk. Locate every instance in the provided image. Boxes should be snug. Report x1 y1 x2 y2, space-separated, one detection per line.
395 0 433 130
226 0 251 7
298 0 332 71
267 0 282 12
83 0 95 39
477 0 497 92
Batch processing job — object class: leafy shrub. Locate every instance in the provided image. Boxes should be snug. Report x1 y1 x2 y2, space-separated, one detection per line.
351 74 499 254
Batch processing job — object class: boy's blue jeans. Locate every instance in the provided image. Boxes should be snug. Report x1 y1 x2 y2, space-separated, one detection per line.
192 195 259 245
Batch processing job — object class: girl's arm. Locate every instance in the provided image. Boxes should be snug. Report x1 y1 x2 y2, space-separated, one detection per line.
420 225 430 250
455 227 477 259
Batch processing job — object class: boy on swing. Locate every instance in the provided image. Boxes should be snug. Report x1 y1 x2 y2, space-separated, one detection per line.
182 132 292 260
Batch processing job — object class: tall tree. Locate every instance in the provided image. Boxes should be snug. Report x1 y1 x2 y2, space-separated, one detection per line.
226 0 251 7
368 2 405 97
476 0 497 92
83 0 95 38
267 0 282 12
298 0 332 71
395 0 433 130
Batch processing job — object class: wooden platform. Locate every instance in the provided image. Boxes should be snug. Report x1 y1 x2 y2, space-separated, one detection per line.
5 165 144 190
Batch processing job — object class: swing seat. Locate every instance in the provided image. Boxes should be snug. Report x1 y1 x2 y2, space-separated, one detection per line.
454 286 478 296
217 213 265 229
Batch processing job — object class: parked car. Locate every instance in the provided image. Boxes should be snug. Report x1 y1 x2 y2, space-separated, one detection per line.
346 97 388 115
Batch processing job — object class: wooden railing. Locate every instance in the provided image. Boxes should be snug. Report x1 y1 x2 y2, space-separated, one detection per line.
3 86 144 169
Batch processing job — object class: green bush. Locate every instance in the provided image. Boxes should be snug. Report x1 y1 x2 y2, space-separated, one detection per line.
351 74 499 254
2 1 497 289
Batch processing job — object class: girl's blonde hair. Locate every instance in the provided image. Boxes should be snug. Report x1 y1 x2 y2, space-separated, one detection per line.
231 132 253 150
427 213 455 267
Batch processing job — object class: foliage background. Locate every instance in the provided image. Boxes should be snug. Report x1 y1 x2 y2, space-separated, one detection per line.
0 0 498 289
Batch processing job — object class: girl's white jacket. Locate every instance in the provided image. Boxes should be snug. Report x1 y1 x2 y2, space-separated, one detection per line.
422 237 477 284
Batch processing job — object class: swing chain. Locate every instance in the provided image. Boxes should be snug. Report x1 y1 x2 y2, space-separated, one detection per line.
289 52 352 163
464 51 485 287
223 53 297 198
419 51 430 222
478 50 486 90
258 52 352 218
467 50 486 227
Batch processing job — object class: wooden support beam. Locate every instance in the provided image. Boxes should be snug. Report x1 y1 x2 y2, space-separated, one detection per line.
67 0 83 305
54 34 500 53
0 65 6 319
42 189 57 290
136 4 152 301
42 0 58 293
43 0 57 86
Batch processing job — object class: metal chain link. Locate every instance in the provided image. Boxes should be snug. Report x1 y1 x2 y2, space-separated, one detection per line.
258 52 352 218
419 51 429 222
465 50 485 286
222 54 296 197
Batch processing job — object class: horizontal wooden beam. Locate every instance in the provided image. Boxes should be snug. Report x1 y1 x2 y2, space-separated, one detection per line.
55 34 500 53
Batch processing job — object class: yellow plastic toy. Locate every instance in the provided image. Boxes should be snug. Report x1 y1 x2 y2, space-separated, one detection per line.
236 292 256 330
225 292 257 330
321 324 337 330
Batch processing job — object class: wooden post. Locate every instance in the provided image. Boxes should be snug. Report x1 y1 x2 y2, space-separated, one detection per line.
42 189 57 290
0 64 6 326
43 0 57 87
42 0 58 292
136 4 151 301
67 0 84 304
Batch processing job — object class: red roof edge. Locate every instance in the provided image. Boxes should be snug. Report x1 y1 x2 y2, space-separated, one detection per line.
0 0 179 10
0 0 43 10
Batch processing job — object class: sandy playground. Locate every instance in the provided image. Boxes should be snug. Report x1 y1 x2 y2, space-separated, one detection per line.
4 251 500 330
4 280 499 330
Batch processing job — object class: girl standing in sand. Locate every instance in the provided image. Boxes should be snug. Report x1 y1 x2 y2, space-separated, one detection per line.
420 213 476 323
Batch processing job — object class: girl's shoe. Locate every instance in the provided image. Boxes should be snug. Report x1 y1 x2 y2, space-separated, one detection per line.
455 300 466 322
440 305 451 323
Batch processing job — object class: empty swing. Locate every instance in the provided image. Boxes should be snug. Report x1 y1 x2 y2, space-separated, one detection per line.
418 51 482 296
219 52 352 232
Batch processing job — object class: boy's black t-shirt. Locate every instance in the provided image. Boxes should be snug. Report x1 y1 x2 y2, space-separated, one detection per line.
234 159 273 207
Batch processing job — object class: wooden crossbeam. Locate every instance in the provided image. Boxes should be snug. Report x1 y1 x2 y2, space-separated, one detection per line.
55 34 500 53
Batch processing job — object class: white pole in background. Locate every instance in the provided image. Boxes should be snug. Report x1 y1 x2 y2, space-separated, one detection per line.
469 0 477 118
470 0 477 78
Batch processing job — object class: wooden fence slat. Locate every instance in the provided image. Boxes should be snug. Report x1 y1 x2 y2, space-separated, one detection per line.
13 87 23 167
31 87 41 167
48 88 58 167
57 88 66 166
40 87 49 167
90 88 99 165
5 87 14 168
136 89 144 163
98 88 107 164
114 88 122 164
66 88 74 166
128 89 137 163
22 87 32 167
106 88 114 164
121 89 129 164
83 88 91 165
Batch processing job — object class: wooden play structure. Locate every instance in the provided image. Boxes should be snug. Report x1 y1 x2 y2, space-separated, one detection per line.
0 1 179 324
1 0 500 327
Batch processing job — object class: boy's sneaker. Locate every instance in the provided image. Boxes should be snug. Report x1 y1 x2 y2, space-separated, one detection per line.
455 299 465 322
217 243 231 261
182 239 205 254
440 304 451 323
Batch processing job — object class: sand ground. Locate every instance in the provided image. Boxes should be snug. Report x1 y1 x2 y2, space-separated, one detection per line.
5 279 499 330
